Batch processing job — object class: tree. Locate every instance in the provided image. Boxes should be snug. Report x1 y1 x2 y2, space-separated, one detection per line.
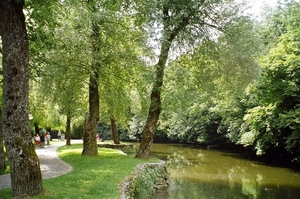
0 1 43 197
26 0 65 135
110 116 120 144
158 15 261 147
81 0 103 156
134 0 244 158
238 1 300 162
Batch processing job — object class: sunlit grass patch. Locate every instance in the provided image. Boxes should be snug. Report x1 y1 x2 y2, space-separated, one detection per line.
0 143 157 199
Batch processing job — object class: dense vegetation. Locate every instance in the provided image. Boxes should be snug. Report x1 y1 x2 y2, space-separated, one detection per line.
68 1 300 164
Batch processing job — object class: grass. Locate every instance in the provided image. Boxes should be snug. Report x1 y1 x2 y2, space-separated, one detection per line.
0 143 157 199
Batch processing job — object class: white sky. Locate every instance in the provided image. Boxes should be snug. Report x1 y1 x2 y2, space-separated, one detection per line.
243 0 278 18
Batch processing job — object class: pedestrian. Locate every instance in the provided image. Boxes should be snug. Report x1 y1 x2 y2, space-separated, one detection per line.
40 130 45 148
34 134 40 147
57 130 61 141
46 132 51 146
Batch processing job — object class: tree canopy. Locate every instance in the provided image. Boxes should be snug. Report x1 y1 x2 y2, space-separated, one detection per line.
24 0 300 163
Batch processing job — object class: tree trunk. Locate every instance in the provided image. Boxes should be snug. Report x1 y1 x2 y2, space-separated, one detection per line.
135 39 172 158
0 1 43 197
135 4 181 158
65 115 72 146
34 123 40 135
0 109 6 170
110 116 120 144
82 77 99 156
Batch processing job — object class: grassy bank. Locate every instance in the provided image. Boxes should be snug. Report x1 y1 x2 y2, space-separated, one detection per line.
0 143 157 199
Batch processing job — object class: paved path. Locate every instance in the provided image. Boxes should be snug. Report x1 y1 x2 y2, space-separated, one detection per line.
0 140 81 190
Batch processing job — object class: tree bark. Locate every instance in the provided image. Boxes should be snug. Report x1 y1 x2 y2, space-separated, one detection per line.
65 115 72 146
0 1 43 197
110 116 120 144
0 109 6 170
82 77 99 156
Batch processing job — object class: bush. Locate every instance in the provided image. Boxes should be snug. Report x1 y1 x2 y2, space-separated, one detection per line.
72 123 84 139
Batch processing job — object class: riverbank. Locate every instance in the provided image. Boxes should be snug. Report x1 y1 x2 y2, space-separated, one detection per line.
0 142 163 199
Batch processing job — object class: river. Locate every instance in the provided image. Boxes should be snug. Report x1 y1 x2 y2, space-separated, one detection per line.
150 143 300 199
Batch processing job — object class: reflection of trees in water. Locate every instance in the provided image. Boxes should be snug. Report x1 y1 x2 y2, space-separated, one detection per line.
168 177 255 199
225 166 296 199
165 148 205 171
152 144 300 198
167 177 299 199
227 166 263 198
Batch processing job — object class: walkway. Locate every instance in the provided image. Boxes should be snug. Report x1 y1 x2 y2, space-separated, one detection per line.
0 140 80 190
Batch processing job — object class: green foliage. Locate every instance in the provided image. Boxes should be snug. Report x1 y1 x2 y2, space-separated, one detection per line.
241 104 280 155
16 0 300 165
237 1 300 162
159 15 260 146
72 123 84 139
97 122 112 140
129 166 160 199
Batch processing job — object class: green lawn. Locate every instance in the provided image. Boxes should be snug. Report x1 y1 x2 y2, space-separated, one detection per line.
0 144 156 199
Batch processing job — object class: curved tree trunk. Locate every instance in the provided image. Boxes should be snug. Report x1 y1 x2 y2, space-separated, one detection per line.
0 1 43 197
110 116 120 144
135 4 188 158
135 37 172 158
65 115 72 146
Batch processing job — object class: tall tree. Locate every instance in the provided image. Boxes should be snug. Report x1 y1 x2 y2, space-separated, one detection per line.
135 0 242 158
81 0 101 156
0 0 43 197
25 0 64 135
95 3 148 145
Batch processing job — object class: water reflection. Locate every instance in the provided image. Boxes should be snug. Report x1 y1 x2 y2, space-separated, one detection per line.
151 144 300 199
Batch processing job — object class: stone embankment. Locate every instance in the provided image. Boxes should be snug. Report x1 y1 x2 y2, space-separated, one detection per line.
98 143 169 198
119 160 169 199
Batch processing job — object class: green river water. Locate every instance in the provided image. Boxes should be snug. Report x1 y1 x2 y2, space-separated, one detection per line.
150 143 300 199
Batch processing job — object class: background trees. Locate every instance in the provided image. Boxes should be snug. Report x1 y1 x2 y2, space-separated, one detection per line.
133 0 255 158
22 0 300 164
160 16 261 147
237 1 300 162
28 0 147 153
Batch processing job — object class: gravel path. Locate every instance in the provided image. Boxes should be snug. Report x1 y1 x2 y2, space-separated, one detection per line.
0 140 82 190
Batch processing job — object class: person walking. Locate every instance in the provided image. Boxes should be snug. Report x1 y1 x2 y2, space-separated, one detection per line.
39 130 45 148
46 132 51 146
57 130 61 141
34 134 40 147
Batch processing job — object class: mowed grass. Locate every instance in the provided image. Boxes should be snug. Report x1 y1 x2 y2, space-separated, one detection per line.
0 143 157 199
